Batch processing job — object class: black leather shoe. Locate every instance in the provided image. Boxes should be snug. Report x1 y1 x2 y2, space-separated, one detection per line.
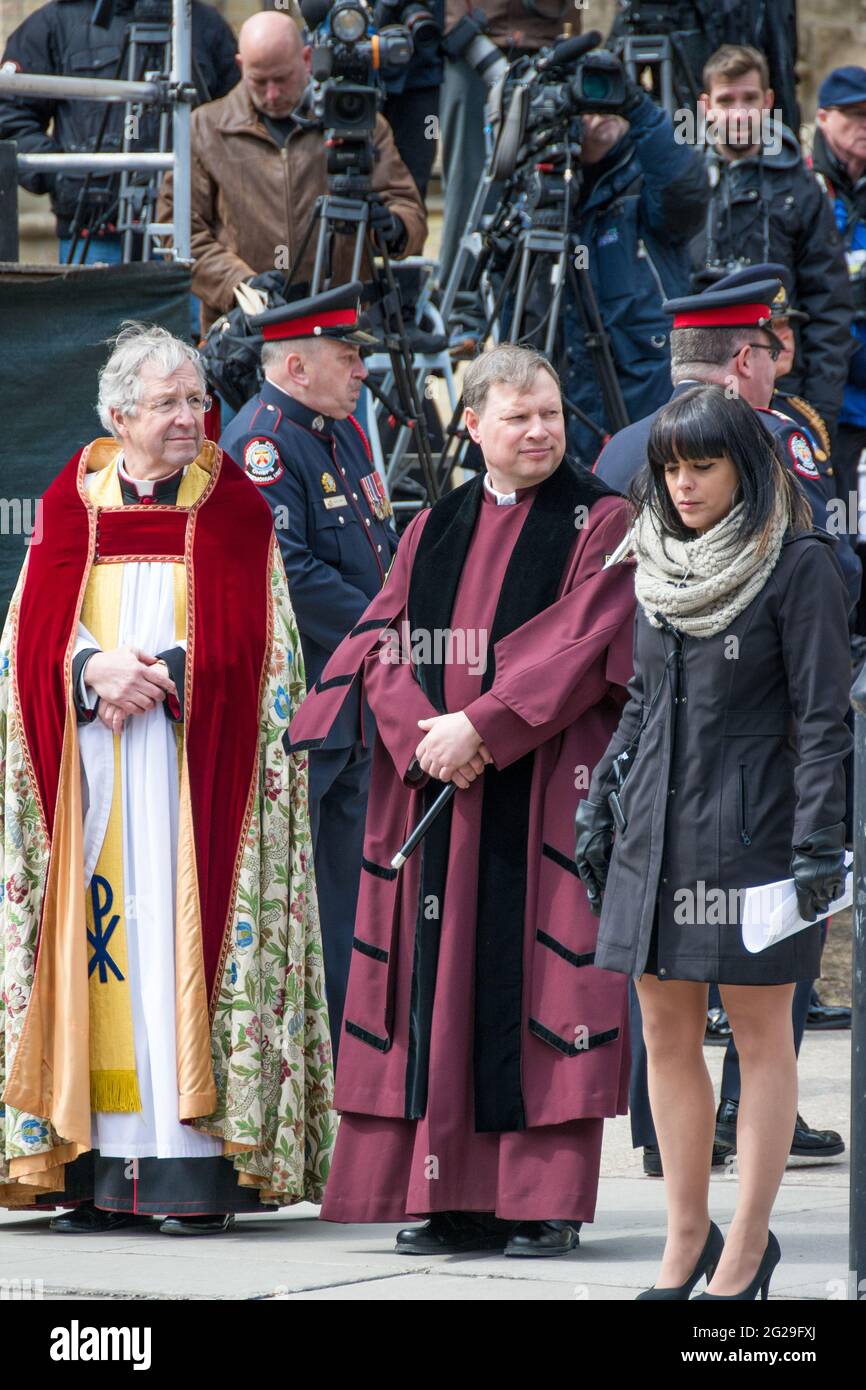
643 1142 731 1177
716 1099 845 1159
715 1098 739 1149
705 1007 733 1044
636 1221 724 1300
789 1113 845 1159
805 999 851 1030
159 1213 236 1236
395 1211 514 1255
504 1220 577 1258
692 1230 780 1301
50 1203 155 1234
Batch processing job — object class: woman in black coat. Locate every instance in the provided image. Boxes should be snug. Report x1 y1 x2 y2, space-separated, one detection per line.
576 385 851 1301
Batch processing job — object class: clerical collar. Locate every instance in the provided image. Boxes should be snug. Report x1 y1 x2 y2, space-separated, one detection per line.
262 377 335 440
116 455 185 506
484 472 518 506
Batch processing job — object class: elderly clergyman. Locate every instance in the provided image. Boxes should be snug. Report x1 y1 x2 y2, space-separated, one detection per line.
289 344 637 1257
0 322 334 1234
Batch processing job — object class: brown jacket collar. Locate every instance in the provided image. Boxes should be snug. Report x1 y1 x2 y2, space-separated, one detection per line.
210 80 315 141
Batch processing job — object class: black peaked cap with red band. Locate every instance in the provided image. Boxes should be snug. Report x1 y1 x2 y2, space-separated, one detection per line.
246 281 380 346
663 278 785 334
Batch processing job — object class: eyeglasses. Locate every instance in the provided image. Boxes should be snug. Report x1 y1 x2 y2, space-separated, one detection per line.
744 342 782 363
140 393 213 416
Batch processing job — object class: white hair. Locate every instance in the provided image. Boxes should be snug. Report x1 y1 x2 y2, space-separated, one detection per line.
97 321 206 436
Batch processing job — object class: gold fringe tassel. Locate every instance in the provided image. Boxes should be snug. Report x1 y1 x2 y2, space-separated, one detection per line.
90 1070 142 1113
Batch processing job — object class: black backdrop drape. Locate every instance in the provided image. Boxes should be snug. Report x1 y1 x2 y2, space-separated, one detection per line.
0 260 191 619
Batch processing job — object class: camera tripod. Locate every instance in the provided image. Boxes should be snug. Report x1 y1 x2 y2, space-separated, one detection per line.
438 134 630 477
285 169 444 506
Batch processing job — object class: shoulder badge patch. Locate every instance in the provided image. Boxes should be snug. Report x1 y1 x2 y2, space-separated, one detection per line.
787 431 820 480
243 437 284 487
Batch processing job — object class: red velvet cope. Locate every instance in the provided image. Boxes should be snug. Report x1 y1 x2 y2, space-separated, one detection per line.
186 456 274 1005
15 447 275 1006
95 509 187 559
15 448 90 834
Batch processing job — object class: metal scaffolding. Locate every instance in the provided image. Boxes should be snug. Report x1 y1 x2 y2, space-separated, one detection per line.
0 0 192 260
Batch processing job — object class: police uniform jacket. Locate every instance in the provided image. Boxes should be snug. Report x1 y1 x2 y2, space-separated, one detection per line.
220 379 399 747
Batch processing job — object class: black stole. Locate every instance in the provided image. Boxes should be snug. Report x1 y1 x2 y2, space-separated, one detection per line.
405 458 615 1131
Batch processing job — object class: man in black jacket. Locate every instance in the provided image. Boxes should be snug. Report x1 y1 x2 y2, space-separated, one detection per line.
0 0 238 262
688 43 852 440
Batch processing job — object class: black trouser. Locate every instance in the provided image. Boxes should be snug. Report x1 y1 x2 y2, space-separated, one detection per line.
382 84 440 201
382 85 440 320
308 742 371 1063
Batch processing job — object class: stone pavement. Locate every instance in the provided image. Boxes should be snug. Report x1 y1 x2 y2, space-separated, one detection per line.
0 1031 851 1301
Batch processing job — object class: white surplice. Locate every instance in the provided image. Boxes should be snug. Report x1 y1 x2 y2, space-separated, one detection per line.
78 462 222 1159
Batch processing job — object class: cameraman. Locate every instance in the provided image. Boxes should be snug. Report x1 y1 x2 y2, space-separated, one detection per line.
562 67 707 465
0 0 239 264
157 9 426 335
813 67 866 515
438 1 571 288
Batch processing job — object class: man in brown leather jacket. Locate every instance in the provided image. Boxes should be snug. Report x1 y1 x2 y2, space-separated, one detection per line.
158 10 427 335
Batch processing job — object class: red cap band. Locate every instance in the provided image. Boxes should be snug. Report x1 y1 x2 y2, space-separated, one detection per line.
673 302 772 330
262 307 357 341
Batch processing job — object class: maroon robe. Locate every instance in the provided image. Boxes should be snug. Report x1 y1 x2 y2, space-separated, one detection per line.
289 460 636 1221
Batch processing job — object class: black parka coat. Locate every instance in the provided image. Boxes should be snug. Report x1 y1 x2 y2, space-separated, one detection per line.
590 531 852 985
688 127 853 435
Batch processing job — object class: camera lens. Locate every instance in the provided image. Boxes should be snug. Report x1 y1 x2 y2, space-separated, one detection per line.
331 1 367 42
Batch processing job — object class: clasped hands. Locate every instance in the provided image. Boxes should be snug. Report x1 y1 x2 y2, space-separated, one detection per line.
415 711 492 790
84 645 177 736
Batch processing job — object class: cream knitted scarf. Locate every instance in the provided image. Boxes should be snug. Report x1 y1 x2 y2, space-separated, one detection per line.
632 491 789 638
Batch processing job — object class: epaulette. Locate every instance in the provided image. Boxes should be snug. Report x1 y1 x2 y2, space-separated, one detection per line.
783 394 831 462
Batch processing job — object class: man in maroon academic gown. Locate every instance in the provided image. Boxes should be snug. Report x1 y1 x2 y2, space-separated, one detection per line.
289 344 637 1257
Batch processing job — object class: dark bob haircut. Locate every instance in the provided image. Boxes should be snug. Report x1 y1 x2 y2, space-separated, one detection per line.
630 384 811 549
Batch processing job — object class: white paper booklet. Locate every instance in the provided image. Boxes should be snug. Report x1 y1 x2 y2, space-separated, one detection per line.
741 853 853 954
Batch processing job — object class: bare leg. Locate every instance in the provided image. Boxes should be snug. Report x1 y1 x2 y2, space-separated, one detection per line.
636 974 714 1286
705 982 797 1294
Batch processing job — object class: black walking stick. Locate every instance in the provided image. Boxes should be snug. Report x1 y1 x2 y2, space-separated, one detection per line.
390 782 457 870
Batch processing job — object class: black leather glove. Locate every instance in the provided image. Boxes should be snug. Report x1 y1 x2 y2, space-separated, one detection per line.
791 822 846 922
574 797 616 917
368 199 406 252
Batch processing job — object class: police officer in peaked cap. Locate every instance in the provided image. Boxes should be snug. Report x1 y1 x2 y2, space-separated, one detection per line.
704 261 834 481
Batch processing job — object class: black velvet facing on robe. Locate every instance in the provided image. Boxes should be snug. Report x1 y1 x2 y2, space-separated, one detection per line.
404 459 616 1131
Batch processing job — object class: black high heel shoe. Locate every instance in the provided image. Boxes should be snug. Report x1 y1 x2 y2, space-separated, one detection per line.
691 1230 780 1301
635 1221 724 1300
